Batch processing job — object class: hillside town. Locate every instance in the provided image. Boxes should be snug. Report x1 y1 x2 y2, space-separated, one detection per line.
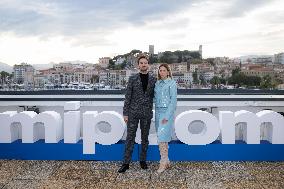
1 45 284 91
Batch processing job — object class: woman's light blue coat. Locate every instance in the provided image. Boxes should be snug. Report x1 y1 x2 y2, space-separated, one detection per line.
154 78 177 142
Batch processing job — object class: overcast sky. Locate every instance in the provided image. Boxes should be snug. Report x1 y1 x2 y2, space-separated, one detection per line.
0 0 284 65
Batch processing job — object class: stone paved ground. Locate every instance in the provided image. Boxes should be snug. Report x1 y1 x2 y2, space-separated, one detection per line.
0 160 284 189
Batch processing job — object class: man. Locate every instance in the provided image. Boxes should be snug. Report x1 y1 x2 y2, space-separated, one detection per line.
118 55 156 173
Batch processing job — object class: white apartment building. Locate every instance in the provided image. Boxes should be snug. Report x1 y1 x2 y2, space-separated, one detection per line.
99 57 111 68
183 72 193 84
13 63 34 85
202 71 215 81
99 70 128 87
54 63 73 72
24 65 35 88
172 73 184 84
251 57 273 64
199 63 214 71
36 63 97 86
274 53 284 64
34 74 47 88
189 64 199 72
214 57 230 65
170 62 188 73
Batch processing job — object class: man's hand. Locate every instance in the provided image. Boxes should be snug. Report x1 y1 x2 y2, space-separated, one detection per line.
162 118 168 125
124 116 128 123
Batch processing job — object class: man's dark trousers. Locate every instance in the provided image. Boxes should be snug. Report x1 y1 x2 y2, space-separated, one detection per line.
123 117 151 164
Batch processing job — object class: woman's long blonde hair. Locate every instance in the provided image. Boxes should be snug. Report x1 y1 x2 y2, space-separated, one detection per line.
157 63 173 80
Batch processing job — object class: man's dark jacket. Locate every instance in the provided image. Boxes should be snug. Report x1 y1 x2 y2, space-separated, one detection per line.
123 73 157 119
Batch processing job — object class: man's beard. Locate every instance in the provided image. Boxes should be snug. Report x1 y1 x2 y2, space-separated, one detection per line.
140 67 148 71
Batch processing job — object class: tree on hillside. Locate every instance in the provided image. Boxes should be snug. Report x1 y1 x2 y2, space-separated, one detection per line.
130 49 142 55
228 72 246 86
199 73 206 85
189 51 201 59
0 71 12 84
114 60 127 70
232 68 241 76
206 58 215 66
108 59 115 69
173 50 183 63
149 55 158 64
0 71 11 79
193 69 199 84
191 59 202 64
210 76 221 88
159 51 174 64
260 75 277 89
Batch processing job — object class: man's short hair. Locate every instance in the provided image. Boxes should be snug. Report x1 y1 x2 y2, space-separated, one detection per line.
137 54 149 64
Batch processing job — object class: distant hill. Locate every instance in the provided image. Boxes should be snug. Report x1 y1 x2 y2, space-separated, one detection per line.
32 63 54 70
32 61 93 70
237 55 273 61
0 62 13 73
0 61 94 73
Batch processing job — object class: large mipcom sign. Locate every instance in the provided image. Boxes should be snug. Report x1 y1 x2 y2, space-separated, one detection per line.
0 102 284 160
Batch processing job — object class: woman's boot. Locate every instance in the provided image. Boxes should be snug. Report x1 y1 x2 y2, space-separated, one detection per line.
157 142 170 173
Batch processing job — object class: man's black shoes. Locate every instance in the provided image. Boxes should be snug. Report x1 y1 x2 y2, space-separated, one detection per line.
118 164 129 173
118 162 148 173
140 161 148 169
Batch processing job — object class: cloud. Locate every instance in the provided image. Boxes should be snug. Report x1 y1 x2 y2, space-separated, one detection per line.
0 0 195 37
221 0 275 18
1 0 284 65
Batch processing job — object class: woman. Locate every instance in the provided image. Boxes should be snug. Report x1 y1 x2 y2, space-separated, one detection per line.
154 63 177 173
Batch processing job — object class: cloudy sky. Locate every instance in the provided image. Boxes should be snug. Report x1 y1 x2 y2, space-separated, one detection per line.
0 0 284 66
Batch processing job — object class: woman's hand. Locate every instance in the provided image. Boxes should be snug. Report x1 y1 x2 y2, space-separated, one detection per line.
124 116 128 123
162 118 168 124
